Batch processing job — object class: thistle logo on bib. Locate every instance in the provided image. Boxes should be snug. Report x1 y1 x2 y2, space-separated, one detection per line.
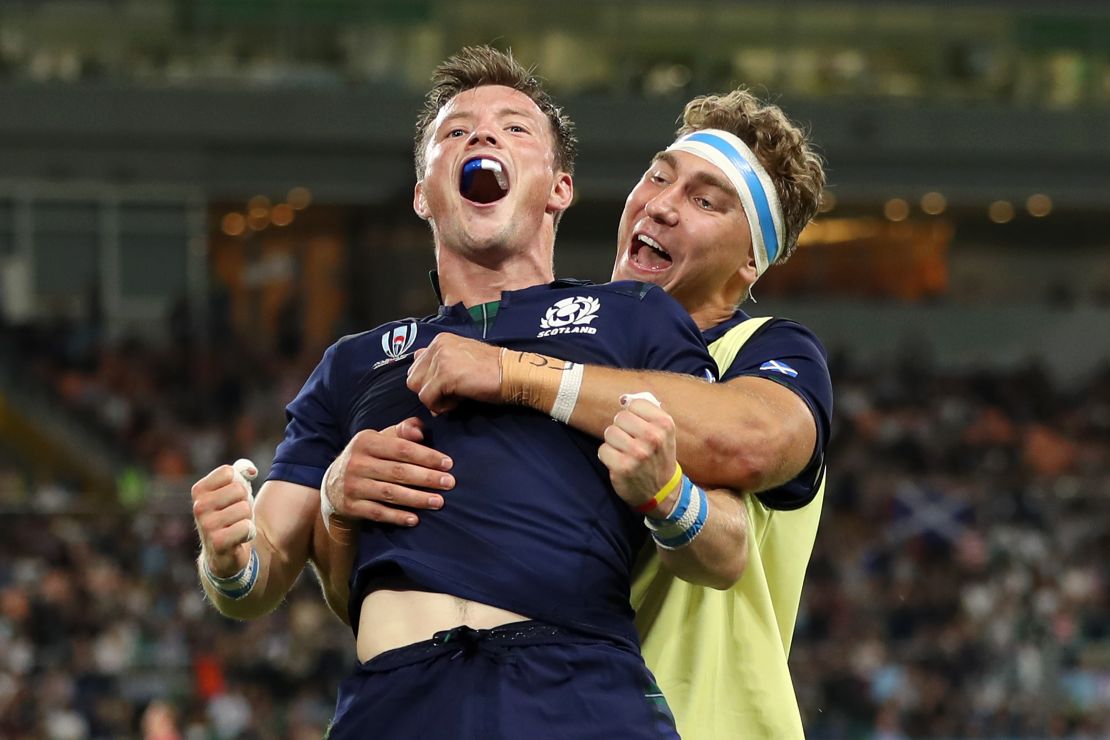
538 296 600 337
373 322 419 369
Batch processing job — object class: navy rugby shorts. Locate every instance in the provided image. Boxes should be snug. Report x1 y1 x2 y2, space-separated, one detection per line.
326 620 679 739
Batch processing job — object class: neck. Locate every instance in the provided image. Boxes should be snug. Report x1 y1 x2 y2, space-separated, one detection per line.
684 272 753 330
688 301 739 331
436 244 555 307
685 282 748 331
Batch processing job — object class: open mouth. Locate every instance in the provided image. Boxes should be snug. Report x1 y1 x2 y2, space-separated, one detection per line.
630 234 673 271
460 157 509 204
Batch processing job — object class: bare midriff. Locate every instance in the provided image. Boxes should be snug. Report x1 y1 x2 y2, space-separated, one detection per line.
356 583 529 663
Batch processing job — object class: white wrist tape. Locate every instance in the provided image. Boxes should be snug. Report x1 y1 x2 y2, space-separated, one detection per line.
320 459 338 536
232 458 258 542
620 391 661 408
550 362 584 423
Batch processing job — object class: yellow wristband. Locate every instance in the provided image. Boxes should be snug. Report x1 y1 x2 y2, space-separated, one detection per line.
635 462 683 514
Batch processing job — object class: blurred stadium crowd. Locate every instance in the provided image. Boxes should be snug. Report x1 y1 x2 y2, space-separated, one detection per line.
1 313 1108 739
3 1 1110 108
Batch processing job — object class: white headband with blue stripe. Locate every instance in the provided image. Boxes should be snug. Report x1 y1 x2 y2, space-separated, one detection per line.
665 129 784 278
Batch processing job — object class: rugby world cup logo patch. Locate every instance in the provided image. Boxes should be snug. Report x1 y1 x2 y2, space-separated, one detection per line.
538 296 600 337
373 322 419 369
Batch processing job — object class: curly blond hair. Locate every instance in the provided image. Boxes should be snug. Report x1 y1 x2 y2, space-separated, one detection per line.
677 89 825 265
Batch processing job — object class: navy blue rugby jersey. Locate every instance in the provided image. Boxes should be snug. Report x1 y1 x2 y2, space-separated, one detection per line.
702 310 833 511
269 279 715 648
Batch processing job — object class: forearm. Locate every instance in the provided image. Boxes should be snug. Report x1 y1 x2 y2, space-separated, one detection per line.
308 513 354 626
413 338 811 492
197 530 303 620
564 365 810 491
652 487 748 590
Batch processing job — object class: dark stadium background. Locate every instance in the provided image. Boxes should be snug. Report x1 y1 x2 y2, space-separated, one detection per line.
1 1 1108 737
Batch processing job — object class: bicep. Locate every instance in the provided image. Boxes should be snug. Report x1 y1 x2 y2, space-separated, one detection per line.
687 375 817 491
728 375 816 465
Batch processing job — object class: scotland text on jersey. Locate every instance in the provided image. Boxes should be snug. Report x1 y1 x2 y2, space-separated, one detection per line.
537 296 600 338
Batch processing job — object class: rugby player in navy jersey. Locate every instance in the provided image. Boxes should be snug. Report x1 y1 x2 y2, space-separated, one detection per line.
355 89 832 737
190 46 717 739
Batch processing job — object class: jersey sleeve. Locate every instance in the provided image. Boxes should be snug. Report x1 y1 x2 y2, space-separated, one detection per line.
723 320 833 510
268 341 348 489
636 285 717 381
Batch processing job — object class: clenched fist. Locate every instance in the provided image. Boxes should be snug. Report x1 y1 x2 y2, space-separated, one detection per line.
192 459 257 577
406 333 503 415
598 395 680 515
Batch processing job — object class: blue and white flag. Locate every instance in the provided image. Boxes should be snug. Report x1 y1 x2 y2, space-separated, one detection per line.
760 360 798 377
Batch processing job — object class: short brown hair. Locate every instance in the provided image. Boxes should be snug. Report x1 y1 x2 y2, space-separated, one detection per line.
677 89 825 265
414 46 578 180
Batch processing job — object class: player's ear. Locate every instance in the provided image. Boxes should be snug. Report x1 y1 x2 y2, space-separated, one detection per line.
738 246 758 284
413 181 430 220
546 172 573 216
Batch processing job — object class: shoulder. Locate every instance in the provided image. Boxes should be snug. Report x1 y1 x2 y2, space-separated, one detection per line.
706 313 826 366
713 315 832 409
592 279 670 303
704 312 829 375
719 317 830 384
545 278 665 301
338 315 432 343
526 278 674 306
719 315 833 430
742 318 827 357
335 315 435 348
582 280 692 319
326 314 435 366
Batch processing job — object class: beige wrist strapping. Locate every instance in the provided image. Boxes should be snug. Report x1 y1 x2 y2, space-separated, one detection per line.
499 348 583 423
